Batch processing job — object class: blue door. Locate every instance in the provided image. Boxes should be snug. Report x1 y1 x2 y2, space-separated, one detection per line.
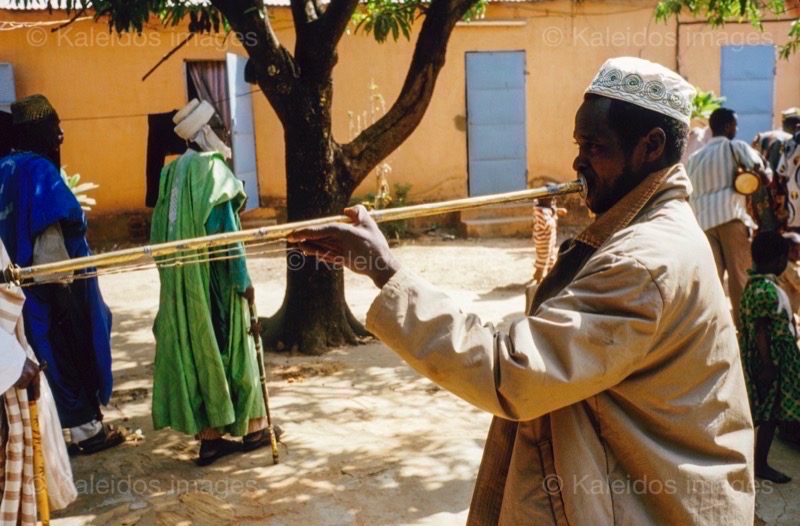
721 45 775 144
466 51 527 196
0 63 14 113
226 53 259 211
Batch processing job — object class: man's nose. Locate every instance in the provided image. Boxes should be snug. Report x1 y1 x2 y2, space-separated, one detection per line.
573 154 587 173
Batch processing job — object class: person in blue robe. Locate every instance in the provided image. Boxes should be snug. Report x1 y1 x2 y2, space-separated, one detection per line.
0 94 122 455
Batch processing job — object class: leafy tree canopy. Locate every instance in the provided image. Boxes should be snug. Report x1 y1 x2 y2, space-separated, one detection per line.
656 0 800 58
24 0 486 44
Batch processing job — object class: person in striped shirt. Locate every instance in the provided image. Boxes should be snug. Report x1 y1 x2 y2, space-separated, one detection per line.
687 107 772 328
531 197 566 283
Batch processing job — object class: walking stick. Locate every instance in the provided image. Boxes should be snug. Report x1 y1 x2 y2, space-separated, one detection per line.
27 366 49 525
248 300 279 464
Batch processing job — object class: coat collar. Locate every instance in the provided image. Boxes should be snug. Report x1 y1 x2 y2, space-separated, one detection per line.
576 164 687 249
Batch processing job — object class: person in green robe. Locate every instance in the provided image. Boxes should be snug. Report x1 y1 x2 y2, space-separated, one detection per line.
150 99 271 466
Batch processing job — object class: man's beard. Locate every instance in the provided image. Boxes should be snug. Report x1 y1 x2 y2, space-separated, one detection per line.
586 162 639 215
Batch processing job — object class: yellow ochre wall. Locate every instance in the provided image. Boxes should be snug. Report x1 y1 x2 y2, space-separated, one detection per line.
0 1 798 216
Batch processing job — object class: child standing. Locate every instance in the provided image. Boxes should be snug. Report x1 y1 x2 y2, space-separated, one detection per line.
739 230 800 483
531 197 566 283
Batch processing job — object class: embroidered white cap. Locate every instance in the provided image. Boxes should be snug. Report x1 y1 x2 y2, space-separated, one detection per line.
173 99 216 140
585 57 695 125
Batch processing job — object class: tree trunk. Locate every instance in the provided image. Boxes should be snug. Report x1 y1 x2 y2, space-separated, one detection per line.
261 81 369 355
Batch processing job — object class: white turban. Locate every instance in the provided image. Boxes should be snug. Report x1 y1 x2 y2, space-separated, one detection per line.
173 99 232 159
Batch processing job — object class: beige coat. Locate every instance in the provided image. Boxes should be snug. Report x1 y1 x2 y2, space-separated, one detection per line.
366 166 754 525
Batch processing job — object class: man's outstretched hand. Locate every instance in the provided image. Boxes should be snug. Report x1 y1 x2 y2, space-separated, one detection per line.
288 205 400 289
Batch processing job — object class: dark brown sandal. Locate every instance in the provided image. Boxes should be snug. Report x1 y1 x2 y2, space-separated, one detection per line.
196 438 241 467
76 425 125 455
242 425 283 453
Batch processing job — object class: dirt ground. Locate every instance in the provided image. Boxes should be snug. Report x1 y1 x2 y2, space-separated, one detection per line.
50 238 798 525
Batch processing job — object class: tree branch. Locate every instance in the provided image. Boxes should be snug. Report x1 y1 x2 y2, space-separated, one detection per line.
312 0 325 19
210 0 298 123
343 0 478 184
50 7 86 32
142 33 195 81
292 0 336 80
291 0 319 28
320 0 361 49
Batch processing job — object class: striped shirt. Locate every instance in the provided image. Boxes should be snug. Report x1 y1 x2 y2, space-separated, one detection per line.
532 205 557 273
687 136 769 231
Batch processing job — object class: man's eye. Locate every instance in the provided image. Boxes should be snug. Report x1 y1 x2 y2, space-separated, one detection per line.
574 141 601 153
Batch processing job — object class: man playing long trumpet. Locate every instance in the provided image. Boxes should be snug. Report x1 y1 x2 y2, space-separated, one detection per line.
290 57 755 524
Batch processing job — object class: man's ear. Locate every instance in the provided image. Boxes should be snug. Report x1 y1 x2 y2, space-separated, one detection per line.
642 127 667 163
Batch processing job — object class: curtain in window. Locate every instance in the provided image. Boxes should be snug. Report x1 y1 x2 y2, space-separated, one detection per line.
186 61 231 138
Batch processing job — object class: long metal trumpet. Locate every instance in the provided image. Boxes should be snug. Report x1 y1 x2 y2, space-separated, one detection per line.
1 179 584 284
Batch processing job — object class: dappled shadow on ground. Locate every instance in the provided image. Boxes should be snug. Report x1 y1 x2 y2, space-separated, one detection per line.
55 339 490 525
52 239 546 525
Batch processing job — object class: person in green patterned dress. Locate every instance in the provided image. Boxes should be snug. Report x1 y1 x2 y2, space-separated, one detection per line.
150 100 272 466
739 230 800 483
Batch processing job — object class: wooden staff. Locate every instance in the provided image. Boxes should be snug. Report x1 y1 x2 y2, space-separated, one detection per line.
1 179 585 284
248 300 279 464
27 368 49 526
28 400 48 525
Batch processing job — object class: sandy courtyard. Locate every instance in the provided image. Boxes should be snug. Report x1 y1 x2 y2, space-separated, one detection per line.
49 238 798 525
51 238 531 525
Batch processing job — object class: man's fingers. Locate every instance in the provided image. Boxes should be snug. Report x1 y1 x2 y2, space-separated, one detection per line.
288 220 360 242
344 205 374 227
297 244 342 265
288 206 373 243
294 242 349 269
343 205 369 223
287 225 333 243
343 206 359 220
297 239 342 257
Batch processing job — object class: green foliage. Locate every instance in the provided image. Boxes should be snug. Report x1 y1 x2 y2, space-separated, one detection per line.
351 183 413 239
20 0 483 44
656 0 778 27
17 0 226 35
656 0 798 58
351 0 486 43
691 88 725 121
783 19 800 59
351 0 417 43
462 0 487 23
378 183 413 239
